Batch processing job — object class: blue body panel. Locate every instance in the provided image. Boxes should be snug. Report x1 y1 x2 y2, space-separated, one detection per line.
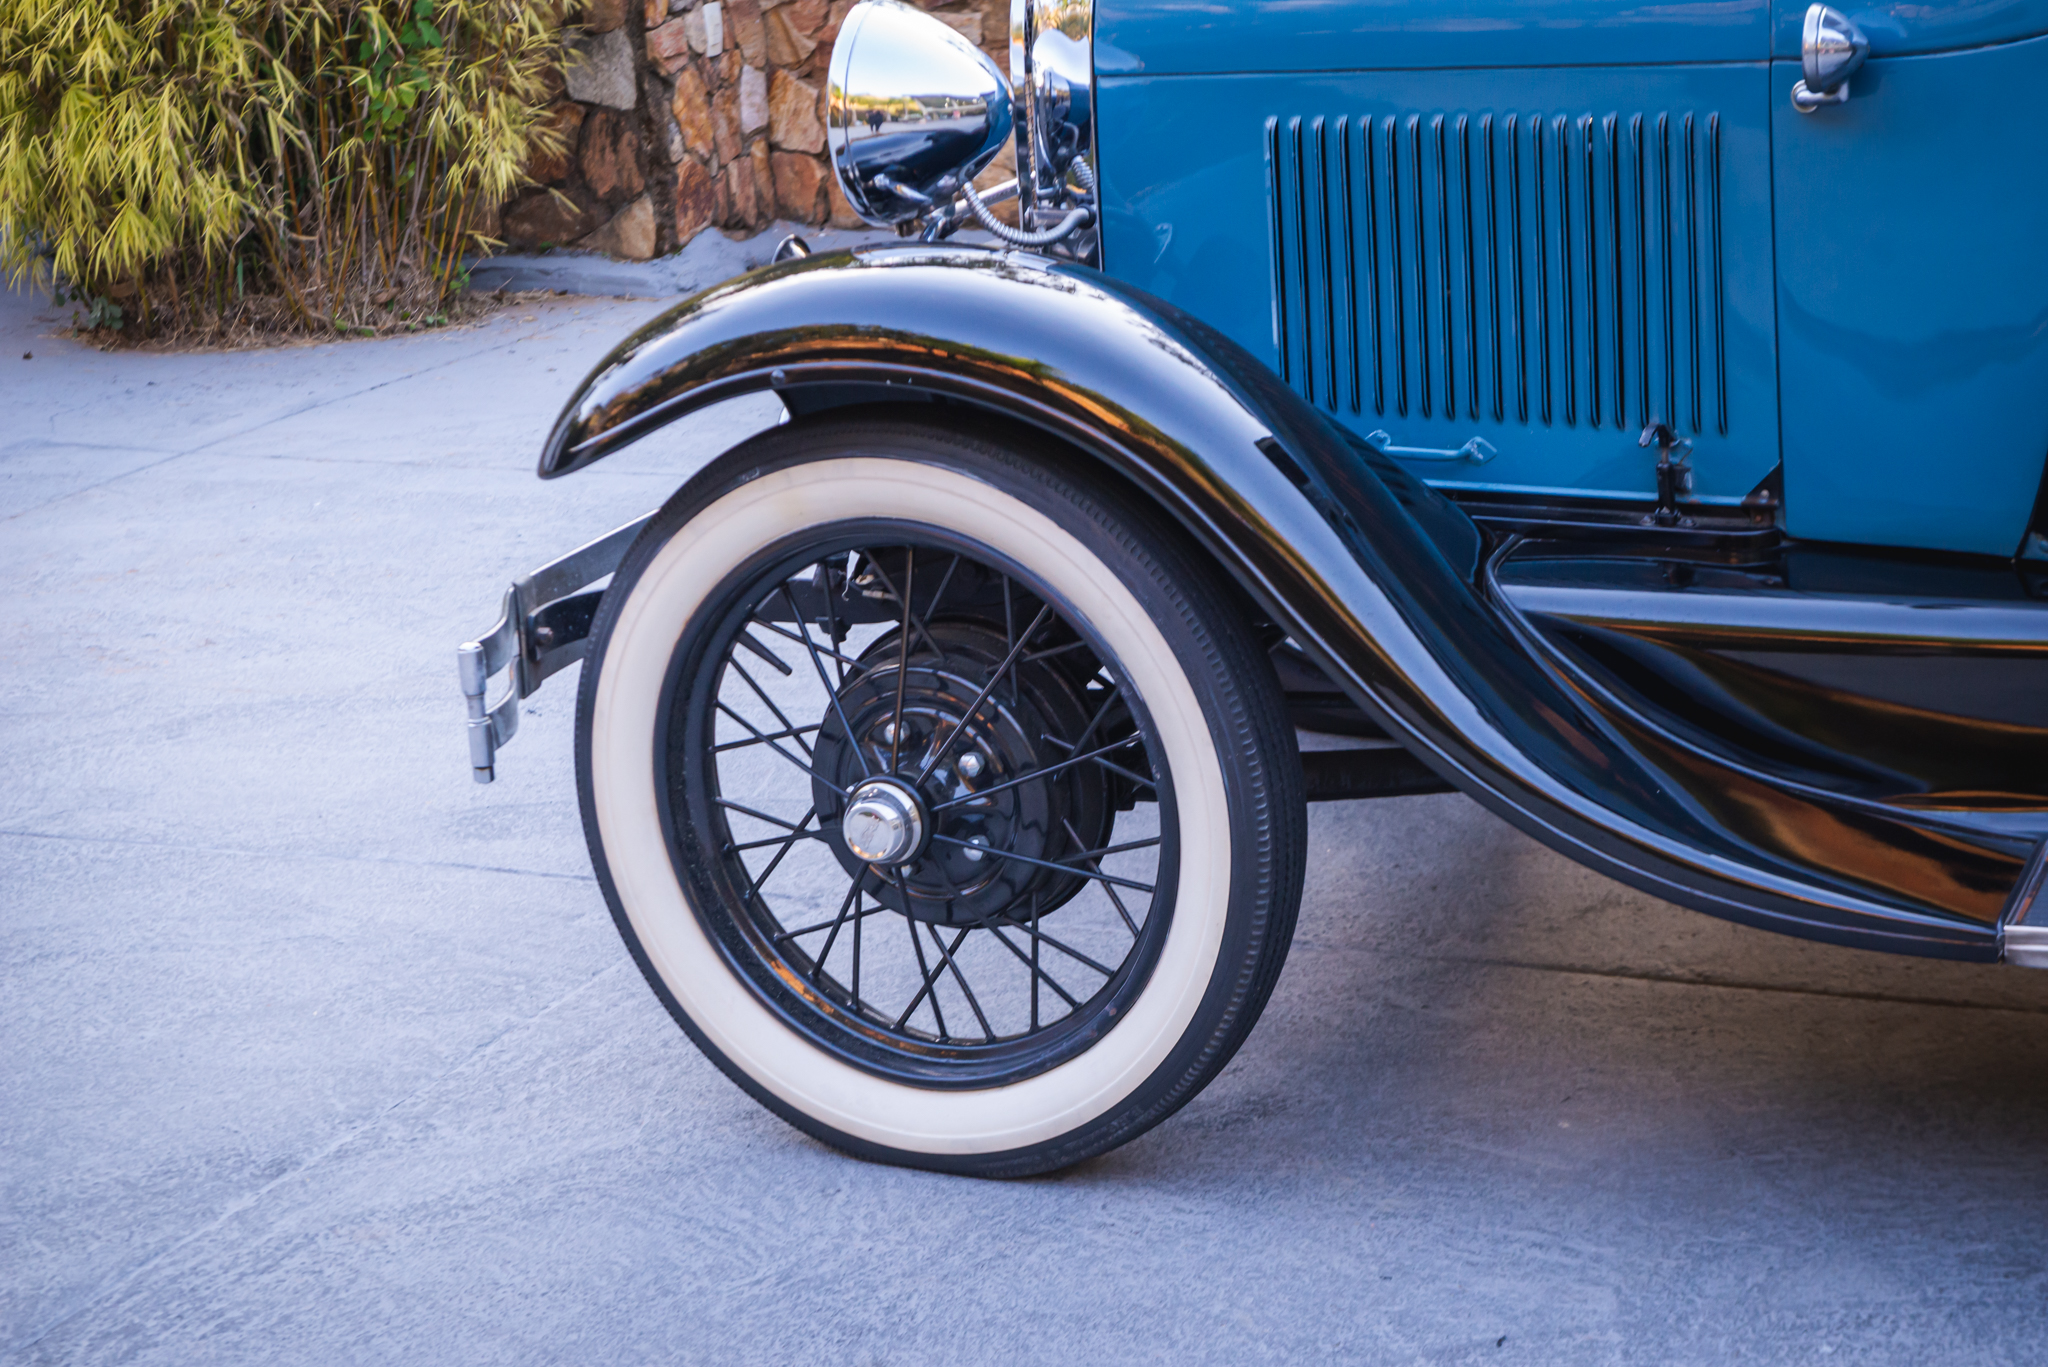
1771 33 2048 556
1770 0 2048 57
1092 1 2048 551
1098 66 1782 504
1095 0 1769 75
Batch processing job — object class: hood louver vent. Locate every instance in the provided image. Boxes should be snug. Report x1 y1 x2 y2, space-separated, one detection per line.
1267 108 1727 439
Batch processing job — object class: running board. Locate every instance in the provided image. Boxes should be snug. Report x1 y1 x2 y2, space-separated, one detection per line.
1301 746 1454 802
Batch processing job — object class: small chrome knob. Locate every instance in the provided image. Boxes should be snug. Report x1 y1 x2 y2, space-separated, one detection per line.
840 778 927 866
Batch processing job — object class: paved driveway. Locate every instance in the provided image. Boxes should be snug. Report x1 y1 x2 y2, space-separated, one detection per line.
5 280 2047 1365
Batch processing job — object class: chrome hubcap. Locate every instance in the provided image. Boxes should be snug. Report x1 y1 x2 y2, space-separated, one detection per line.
840 778 927 866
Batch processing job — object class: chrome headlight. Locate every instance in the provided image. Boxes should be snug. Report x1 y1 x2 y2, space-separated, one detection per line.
1010 0 1094 228
827 0 1014 226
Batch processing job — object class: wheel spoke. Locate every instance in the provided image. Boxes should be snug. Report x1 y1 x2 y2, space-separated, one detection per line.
926 832 1155 894
729 660 816 758
772 894 891 944
752 617 867 672
733 807 818 904
998 914 1119 978
732 828 828 853
860 550 947 663
715 721 823 754
715 797 813 832
1068 835 1164 862
924 554 962 624
1030 890 1040 1028
931 734 1145 811
1022 639 1095 665
810 878 862 983
736 629 794 677
916 602 1054 784
1047 686 1128 761
984 917 1081 1013
779 583 871 780
897 910 953 1039
1002 574 1017 705
920 910 996 1043
1088 755 1158 790
716 701 847 795
1063 816 1143 938
888 547 913 771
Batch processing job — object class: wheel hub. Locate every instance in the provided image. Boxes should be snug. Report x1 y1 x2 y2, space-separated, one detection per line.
840 778 928 866
811 619 1118 925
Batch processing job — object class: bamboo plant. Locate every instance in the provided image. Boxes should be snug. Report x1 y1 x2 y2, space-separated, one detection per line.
0 0 565 338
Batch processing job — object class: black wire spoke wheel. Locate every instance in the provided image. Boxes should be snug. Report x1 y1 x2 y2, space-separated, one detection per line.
683 534 1174 1084
577 416 1304 1177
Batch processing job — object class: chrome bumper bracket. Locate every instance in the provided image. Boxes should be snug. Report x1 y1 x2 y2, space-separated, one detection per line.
2000 839 2048 969
456 511 654 782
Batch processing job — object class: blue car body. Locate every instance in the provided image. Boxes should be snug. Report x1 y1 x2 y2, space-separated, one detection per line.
1091 0 2048 555
449 0 2048 1173
462 0 2048 982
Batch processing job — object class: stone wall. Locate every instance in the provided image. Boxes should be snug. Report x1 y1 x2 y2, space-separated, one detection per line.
500 0 1011 258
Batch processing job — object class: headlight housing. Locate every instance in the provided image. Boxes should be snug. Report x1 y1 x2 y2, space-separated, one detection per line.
825 0 1096 259
826 0 1014 226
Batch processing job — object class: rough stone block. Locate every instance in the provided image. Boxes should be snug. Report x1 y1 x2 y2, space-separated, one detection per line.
724 152 770 228
646 17 693 75
502 189 603 246
725 0 767 65
656 98 687 162
580 108 646 200
738 65 769 136
816 0 857 49
525 102 586 185
765 7 817 64
771 150 826 223
681 5 709 54
671 64 716 158
768 71 825 154
826 169 867 228
584 0 630 32
578 195 658 260
784 0 828 33
674 157 720 244
562 27 637 110
750 141 778 225
711 84 743 163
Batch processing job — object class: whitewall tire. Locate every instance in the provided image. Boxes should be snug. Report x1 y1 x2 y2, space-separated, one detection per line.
575 415 1304 1175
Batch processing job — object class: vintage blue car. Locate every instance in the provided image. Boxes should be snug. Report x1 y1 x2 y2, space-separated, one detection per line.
459 0 2048 1175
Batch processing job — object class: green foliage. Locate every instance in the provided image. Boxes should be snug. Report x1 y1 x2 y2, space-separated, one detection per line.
0 0 567 338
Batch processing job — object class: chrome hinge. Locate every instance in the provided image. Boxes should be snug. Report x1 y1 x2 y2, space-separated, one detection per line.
456 511 654 783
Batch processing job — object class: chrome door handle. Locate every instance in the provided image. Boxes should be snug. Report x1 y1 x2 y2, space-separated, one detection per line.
1363 430 1498 465
1792 3 1868 112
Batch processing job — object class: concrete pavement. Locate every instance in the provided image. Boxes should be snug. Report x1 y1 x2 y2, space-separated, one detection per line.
4 270 2048 1365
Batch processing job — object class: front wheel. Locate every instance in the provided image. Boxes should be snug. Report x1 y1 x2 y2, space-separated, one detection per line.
576 414 1304 1176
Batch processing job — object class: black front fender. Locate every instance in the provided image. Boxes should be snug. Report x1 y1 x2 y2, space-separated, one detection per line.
538 242 2005 960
